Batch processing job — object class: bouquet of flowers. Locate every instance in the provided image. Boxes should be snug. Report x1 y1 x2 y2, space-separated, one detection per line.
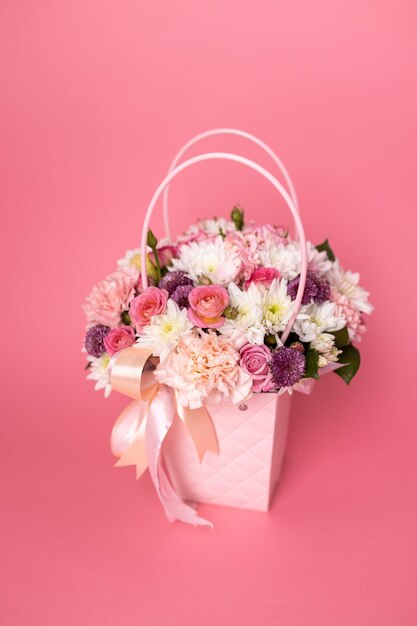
82 134 373 526
84 207 372 404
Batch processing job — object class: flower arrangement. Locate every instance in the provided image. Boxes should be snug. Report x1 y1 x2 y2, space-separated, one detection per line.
83 207 373 406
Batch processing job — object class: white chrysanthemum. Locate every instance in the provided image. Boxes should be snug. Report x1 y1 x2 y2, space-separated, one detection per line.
117 238 172 270
219 282 265 344
86 354 112 397
136 299 193 360
118 248 142 270
171 236 241 285
262 278 296 335
307 242 333 273
258 242 301 279
317 346 340 368
179 218 235 242
310 332 336 354
293 302 346 342
196 217 235 235
310 332 341 367
327 261 373 314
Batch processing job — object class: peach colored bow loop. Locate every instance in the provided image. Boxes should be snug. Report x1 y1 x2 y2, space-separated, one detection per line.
108 346 218 527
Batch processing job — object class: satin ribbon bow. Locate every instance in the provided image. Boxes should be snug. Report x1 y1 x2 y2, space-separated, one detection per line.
109 347 218 527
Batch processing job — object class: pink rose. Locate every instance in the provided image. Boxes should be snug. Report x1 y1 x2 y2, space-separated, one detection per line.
239 343 275 393
130 286 168 331
244 267 281 289
188 285 229 329
104 325 135 356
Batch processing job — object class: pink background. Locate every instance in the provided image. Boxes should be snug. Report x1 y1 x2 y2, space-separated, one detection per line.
1 1 417 624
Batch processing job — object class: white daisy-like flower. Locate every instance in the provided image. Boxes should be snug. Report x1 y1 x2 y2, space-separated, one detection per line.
307 242 333 273
86 354 112 397
258 242 301 279
171 236 241 285
293 302 346 342
327 260 373 314
317 346 340 368
135 299 193 360
219 282 265 344
117 239 172 270
117 248 147 271
310 332 336 354
262 278 296 335
196 217 235 235
310 332 341 367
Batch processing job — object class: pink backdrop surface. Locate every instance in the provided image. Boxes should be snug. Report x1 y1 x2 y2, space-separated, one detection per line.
1 1 417 624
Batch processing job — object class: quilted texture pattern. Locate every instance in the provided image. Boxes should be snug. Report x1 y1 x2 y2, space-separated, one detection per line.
162 392 291 512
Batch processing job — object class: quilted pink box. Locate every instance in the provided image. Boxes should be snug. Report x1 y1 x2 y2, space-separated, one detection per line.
163 392 291 512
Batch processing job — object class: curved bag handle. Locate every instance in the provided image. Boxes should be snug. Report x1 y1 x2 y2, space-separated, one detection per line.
162 128 299 242
140 152 307 343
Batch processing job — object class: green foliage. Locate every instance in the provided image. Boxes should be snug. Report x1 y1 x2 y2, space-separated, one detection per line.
316 239 336 262
334 344 361 384
304 349 320 380
121 310 131 325
231 205 244 231
331 326 350 348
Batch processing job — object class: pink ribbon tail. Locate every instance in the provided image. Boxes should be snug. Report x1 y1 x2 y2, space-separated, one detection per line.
146 385 212 528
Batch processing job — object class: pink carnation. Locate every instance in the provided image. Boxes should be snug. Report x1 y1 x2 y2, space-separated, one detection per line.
331 288 366 342
244 267 281 289
245 224 289 247
155 330 252 409
225 231 259 280
130 286 168 332
188 285 229 329
84 268 138 328
239 343 275 392
104 325 136 356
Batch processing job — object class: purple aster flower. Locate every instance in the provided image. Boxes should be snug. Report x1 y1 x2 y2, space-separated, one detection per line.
85 324 110 357
287 273 317 304
287 271 330 305
311 271 330 303
171 284 193 309
270 347 306 388
158 271 193 295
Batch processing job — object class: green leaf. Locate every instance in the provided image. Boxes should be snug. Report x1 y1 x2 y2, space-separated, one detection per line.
316 239 336 262
231 205 244 231
331 326 350 348
121 310 131 325
265 333 277 348
304 349 320 380
333 344 361 384
84 362 92 370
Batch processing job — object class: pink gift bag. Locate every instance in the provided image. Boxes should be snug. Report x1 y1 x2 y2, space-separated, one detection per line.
163 392 291 512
